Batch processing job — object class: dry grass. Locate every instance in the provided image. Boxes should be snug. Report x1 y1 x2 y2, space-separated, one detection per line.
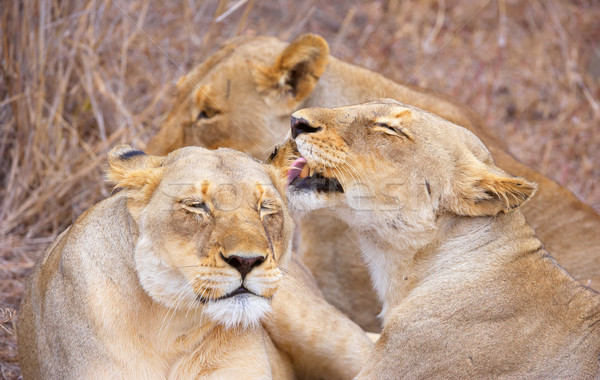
1 0 599 377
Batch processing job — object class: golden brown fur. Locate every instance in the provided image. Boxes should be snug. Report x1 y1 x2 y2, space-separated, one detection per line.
17 145 373 379
146 34 600 332
273 100 600 378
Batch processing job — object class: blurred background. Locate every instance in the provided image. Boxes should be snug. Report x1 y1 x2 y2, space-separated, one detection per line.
1 0 599 376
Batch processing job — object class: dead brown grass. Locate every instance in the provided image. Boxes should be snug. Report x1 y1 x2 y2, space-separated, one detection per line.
1 0 599 377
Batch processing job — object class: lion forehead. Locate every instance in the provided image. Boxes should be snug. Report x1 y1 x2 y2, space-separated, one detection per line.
148 149 280 210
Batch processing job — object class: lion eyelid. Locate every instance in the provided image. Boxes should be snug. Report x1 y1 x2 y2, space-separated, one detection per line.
258 199 281 217
181 199 211 214
374 122 412 140
259 202 280 212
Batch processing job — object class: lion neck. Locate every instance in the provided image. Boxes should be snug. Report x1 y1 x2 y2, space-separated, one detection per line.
304 57 401 109
354 209 599 323
303 57 480 135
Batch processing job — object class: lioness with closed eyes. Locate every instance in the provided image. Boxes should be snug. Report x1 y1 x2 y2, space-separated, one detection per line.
271 100 600 378
17 145 373 379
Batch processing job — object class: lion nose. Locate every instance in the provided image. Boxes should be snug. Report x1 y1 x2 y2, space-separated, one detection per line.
222 254 265 279
291 116 321 139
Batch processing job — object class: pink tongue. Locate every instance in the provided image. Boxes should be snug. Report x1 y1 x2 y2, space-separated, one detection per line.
287 157 307 185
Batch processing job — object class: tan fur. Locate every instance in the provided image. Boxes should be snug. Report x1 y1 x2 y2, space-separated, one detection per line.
273 100 600 378
17 145 372 379
146 34 600 332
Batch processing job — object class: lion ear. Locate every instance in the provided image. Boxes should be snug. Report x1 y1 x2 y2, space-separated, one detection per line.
446 161 537 217
257 33 329 107
106 145 164 196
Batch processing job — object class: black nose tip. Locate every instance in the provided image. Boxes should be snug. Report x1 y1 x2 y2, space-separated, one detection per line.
291 116 321 139
222 254 266 279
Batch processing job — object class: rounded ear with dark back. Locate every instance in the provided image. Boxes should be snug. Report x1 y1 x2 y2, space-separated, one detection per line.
256 34 330 109
106 144 164 202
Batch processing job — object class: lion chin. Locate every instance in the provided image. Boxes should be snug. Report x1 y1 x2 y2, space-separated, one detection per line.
204 296 271 330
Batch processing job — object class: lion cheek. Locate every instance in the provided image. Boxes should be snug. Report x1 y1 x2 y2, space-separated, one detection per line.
134 235 196 309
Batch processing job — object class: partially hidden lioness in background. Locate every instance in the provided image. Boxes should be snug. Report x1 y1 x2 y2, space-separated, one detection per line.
146 33 600 332
271 100 600 378
18 145 373 379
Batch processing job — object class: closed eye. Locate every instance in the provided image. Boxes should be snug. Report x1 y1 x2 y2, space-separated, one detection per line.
374 123 412 140
258 200 281 219
182 200 211 215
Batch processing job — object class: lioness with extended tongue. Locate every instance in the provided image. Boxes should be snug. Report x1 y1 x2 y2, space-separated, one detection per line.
271 99 600 378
